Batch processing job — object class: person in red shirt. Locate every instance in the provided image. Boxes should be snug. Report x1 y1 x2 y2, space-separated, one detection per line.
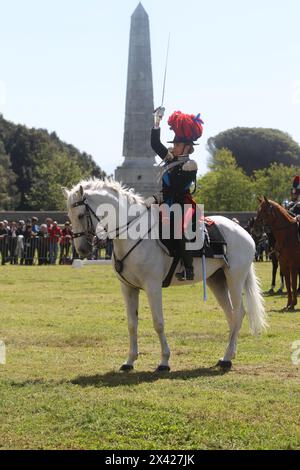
48 221 61 265
59 221 73 264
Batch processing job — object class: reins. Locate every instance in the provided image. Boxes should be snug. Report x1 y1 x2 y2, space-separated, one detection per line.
71 196 149 240
71 195 153 287
257 204 297 233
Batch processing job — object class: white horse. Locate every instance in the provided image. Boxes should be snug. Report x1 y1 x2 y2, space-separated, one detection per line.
64 178 267 372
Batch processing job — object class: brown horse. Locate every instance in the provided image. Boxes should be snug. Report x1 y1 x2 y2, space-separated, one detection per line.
255 196 300 311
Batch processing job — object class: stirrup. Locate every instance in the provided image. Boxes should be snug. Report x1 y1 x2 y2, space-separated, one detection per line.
175 268 194 281
175 270 186 281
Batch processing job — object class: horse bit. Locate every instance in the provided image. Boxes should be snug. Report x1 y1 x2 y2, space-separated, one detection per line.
71 196 152 277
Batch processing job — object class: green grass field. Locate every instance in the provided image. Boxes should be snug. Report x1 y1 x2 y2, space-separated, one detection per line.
0 262 300 450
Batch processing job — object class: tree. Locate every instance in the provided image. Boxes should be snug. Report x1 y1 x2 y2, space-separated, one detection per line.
25 151 88 210
253 163 300 203
0 114 106 210
195 149 255 211
0 142 19 210
208 127 300 175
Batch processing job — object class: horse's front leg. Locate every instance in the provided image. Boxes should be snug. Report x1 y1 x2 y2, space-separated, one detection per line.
290 268 298 311
269 254 277 294
145 283 170 372
283 268 292 311
120 283 140 371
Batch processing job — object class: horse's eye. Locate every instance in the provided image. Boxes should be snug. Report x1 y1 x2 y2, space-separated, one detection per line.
78 214 84 220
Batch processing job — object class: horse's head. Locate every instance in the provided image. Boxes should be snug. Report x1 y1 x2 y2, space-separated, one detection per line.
63 185 95 258
63 178 147 257
249 216 263 239
256 196 277 227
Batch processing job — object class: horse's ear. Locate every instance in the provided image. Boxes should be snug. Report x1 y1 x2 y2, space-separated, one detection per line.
79 185 84 197
257 196 263 203
62 187 69 199
264 195 270 205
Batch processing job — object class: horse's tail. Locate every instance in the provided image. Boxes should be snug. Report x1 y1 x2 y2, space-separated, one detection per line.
244 263 268 335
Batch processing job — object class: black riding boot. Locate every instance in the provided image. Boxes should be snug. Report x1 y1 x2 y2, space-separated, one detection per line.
175 239 194 281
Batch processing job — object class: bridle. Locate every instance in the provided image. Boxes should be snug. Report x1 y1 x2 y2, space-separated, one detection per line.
71 197 100 244
71 193 153 286
257 202 296 232
71 194 151 243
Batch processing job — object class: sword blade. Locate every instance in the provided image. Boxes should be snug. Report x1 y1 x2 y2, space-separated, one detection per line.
161 33 171 107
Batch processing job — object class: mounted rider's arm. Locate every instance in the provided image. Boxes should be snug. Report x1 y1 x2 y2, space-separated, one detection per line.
291 202 300 216
151 107 174 162
288 202 300 221
145 108 173 207
170 160 198 198
182 159 198 193
182 159 198 175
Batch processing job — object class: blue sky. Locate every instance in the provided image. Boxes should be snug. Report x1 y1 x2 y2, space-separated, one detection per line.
0 0 299 176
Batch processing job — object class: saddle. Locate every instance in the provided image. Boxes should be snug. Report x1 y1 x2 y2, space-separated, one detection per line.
159 218 228 288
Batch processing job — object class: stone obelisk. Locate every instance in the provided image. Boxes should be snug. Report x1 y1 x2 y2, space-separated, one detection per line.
115 2 159 197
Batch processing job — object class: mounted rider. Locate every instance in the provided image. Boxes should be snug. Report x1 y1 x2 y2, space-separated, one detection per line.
287 176 300 216
145 108 204 281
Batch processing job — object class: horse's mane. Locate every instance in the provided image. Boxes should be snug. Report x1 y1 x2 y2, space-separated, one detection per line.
268 199 296 223
69 177 145 205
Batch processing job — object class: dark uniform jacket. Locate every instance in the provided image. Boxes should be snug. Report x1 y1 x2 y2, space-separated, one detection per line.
151 128 197 205
287 201 300 216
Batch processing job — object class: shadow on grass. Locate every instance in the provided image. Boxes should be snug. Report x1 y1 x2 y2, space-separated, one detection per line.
70 366 229 388
269 308 300 313
263 290 286 297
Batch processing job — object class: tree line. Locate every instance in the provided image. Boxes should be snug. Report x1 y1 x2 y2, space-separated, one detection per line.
195 148 300 211
0 114 106 211
195 127 300 211
1 116 300 212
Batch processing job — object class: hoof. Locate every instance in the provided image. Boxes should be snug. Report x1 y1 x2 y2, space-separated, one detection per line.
155 365 170 373
287 306 295 312
216 360 232 370
120 364 134 372
268 288 275 295
281 305 292 312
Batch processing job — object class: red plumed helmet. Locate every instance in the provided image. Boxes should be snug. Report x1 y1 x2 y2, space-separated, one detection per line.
167 111 204 144
292 175 300 192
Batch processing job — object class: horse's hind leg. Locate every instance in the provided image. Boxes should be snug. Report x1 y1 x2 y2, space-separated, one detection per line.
207 269 244 368
207 270 234 330
221 270 247 365
120 283 140 371
145 283 170 372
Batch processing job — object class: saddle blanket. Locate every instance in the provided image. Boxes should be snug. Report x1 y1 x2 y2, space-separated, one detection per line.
159 218 227 259
160 218 228 288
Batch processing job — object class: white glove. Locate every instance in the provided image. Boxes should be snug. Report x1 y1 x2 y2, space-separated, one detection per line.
164 150 174 162
153 106 165 128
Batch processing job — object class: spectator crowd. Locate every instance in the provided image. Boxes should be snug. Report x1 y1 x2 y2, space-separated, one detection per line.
0 217 112 266
0 214 271 267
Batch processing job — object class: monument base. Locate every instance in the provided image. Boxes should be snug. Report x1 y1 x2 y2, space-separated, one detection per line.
115 159 160 197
